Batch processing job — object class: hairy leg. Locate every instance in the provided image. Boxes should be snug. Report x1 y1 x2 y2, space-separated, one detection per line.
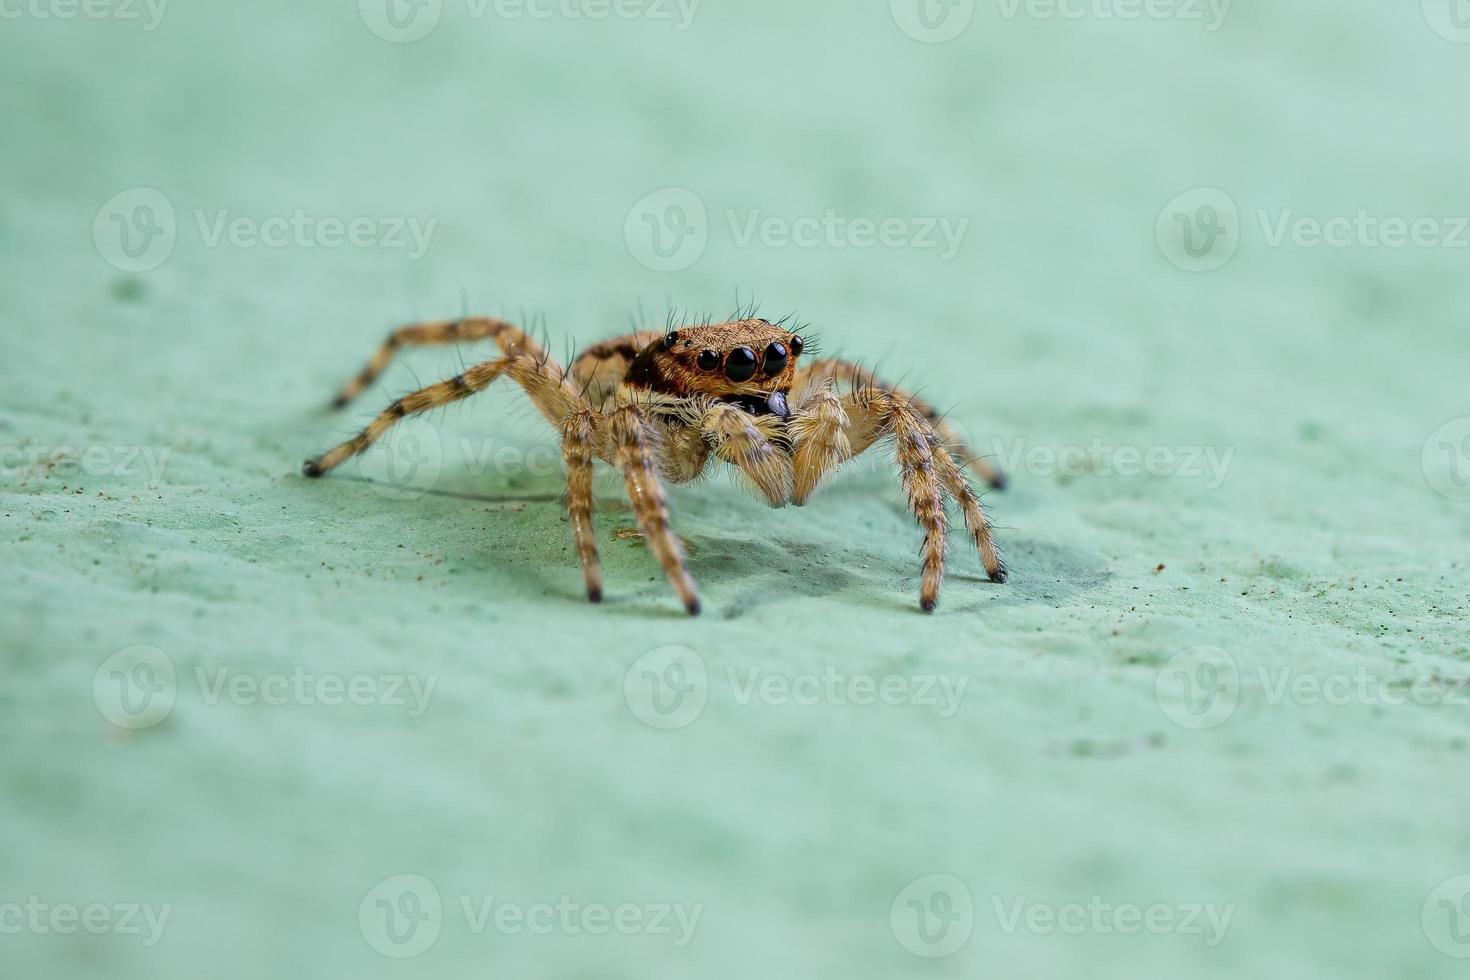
606 402 701 615
304 352 580 476
561 409 604 603
329 317 551 409
839 386 1007 585
793 357 1006 489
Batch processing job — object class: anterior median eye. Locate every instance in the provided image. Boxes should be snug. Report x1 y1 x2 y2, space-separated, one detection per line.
725 346 757 382
697 349 721 371
763 342 788 375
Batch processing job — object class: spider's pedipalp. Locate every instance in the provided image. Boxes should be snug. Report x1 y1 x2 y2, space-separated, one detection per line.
698 402 792 507
789 383 851 505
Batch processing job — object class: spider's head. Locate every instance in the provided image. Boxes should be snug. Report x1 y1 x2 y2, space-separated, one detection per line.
625 318 808 417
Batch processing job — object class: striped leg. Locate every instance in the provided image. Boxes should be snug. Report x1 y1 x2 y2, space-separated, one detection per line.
793 358 1006 489
561 409 604 603
304 353 579 477
698 403 793 507
607 404 701 615
927 436 1007 584
329 317 549 408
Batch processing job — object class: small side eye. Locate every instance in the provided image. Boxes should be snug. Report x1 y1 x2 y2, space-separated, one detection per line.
663 331 679 349
763 342 788 376
725 346 758 382
789 335 805 355
697 349 721 371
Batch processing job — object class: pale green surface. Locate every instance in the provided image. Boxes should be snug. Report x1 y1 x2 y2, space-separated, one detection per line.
3 2 1470 977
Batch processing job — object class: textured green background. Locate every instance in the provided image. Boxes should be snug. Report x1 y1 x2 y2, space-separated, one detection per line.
4 1 1470 977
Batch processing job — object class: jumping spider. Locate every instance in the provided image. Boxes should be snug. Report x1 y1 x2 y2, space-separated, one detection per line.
304 316 1007 614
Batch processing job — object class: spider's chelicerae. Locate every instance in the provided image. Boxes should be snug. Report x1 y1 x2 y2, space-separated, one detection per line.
304 315 1007 614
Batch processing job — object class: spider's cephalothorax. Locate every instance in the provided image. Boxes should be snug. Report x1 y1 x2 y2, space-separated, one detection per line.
624 319 803 420
304 315 1007 615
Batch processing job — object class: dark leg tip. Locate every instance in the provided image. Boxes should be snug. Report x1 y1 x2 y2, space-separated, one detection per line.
990 472 1008 491
587 587 603 604
920 598 937 614
329 395 349 410
685 598 702 616
302 459 324 479
989 568 1008 585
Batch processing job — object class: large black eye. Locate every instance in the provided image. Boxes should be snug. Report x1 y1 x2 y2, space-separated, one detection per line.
697 349 720 371
725 346 757 382
789 335 804 355
663 331 679 350
763 342 788 375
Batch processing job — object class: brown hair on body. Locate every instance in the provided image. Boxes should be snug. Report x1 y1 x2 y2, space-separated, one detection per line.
624 318 806 419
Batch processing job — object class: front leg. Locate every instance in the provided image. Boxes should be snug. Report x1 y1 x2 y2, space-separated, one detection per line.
607 403 702 615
